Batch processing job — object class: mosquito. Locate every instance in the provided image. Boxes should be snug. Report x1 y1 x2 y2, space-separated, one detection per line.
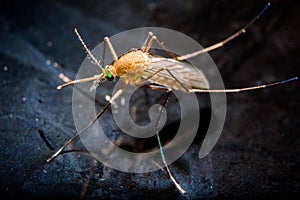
47 2 297 194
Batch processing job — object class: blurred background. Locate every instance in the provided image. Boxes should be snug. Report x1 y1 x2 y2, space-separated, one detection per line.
0 0 299 199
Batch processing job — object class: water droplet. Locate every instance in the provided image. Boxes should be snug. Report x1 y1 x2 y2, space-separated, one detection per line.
53 62 59 68
105 95 111 101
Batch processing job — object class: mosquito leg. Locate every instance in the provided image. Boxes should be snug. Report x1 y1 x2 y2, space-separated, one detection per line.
164 68 190 92
47 102 110 163
135 83 185 192
177 2 271 60
57 74 104 90
191 77 298 93
148 86 186 193
47 85 127 163
104 36 118 61
141 32 178 60
57 73 105 107
141 31 154 52
140 84 169 91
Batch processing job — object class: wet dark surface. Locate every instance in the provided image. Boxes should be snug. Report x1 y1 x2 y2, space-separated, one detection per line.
0 0 300 199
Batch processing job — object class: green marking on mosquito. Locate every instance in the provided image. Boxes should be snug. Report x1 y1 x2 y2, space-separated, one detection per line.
156 130 186 193
105 65 114 81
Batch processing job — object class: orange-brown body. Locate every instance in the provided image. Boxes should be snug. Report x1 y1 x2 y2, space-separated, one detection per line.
109 50 150 84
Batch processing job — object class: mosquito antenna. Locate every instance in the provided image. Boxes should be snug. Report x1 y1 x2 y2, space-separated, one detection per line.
178 2 271 60
192 77 298 93
74 28 104 70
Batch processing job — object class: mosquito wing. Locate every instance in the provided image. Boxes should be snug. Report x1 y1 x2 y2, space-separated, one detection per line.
142 56 210 92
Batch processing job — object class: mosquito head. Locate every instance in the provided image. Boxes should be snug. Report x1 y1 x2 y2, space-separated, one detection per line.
104 65 114 81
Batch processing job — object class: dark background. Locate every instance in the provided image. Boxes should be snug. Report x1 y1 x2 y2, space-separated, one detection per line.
0 0 299 199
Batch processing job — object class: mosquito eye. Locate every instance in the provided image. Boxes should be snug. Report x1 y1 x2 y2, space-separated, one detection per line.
106 75 114 81
105 65 114 81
